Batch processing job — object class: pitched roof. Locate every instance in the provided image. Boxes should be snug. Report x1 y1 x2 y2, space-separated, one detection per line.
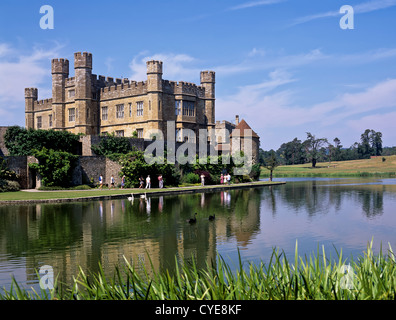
230 119 259 138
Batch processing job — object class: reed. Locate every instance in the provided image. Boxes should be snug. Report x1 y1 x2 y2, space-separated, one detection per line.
1 241 395 300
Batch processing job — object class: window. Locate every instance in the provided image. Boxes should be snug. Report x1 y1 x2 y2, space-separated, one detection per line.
116 104 124 119
129 103 132 117
175 100 182 116
68 90 75 98
102 106 108 120
137 101 143 116
116 130 124 137
37 116 42 129
68 108 76 122
49 114 52 127
137 128 143 138
182 101 195 116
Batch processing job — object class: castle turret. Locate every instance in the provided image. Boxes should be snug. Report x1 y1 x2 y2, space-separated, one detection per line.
146 60 163 92
25 88 38 129
200 70 215 128
51 58 69 130
146 60 163 134
74 52 96 134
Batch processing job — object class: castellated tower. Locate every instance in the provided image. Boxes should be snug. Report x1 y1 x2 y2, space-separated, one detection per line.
25 88 38 129
51 58 69 130
74 52 96 135
146 60 163 133
200 71 216 129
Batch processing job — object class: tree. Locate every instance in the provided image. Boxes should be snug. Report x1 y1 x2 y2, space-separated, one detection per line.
4 126 80 156
279 138 306 165
91 132 132 156
371 130 383 156
119 150 180 187
29 148 78 187
357 129 383 158
262 150 279 181
303 132 328 168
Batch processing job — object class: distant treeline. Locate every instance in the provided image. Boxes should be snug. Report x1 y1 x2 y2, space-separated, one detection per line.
260 129 395 167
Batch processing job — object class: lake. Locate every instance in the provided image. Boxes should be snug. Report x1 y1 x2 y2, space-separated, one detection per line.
1 177 396 293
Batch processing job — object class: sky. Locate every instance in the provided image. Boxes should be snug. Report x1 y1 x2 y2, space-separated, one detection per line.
0 0 395 150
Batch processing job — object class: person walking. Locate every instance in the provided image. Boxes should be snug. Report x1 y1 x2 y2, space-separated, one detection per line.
110 175 115 189
158 174 163 189
146 175 151 189
226 173 231 185
200 174 205 187
139 176 144 189
121 175 126 189
99 175 103 189
220 173 224 184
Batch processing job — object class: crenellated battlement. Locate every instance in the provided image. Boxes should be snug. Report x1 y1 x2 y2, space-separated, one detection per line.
34 98 53 111
162 80 205 97
100 81 148 100
52 58 69 75
74 52 92 69
25 88 38 99
200 70 215 83
65 77 76 87
146 60 163 74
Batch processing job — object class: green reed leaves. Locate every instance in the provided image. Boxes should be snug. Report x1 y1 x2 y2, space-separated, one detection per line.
1 240 395 300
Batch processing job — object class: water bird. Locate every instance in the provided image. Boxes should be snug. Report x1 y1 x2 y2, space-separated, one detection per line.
209 214 215 221
187 213 197 224
127 194 134 201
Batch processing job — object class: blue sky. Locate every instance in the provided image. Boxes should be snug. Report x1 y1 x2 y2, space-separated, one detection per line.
0 0 395 150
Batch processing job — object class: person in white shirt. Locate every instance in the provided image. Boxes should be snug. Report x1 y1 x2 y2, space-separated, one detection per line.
146 175 151 189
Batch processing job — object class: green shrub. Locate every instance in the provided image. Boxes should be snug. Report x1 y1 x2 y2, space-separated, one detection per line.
91 133 132 156
29 148 78 188
0 179 20 192
4 126 80 156
182 172 200 184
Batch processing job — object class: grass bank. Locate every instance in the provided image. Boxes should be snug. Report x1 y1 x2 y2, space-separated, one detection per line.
261 155 396 178
1 241 395 300
0 180 284 203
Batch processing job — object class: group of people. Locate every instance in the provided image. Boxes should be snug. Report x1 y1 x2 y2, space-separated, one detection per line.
99 172 231 189
220 173 231 185
200 172 231 187
99 174 164 189
99 174 125 189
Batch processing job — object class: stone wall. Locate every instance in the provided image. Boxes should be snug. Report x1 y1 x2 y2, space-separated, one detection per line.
3 155 122 189
0 126 9 156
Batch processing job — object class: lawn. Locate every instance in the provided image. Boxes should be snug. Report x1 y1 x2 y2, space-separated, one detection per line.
0 181 282 202
261 155 396 178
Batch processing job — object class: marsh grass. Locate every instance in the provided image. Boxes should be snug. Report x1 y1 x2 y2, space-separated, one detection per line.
1 241 395 300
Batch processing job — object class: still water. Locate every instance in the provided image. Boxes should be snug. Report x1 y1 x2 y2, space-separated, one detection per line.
1 177 396 293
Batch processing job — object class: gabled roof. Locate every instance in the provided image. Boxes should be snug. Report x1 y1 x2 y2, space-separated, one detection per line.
230 119 259 138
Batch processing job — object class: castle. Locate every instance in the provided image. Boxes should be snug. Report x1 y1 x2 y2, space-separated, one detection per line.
24 51 259 161
25 52 215 141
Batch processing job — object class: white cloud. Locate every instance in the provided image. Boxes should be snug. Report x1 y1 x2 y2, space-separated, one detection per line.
216 72 396 149
129 52 199 82
228 0 285 11
215 48 328 76
0 43 63 126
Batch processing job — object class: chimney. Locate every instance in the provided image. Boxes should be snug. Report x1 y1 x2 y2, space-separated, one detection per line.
235 115 239 126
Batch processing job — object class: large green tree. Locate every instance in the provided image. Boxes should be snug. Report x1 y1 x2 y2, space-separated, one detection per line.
29 148 78 187
304 132 328 168
5 126 80 156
